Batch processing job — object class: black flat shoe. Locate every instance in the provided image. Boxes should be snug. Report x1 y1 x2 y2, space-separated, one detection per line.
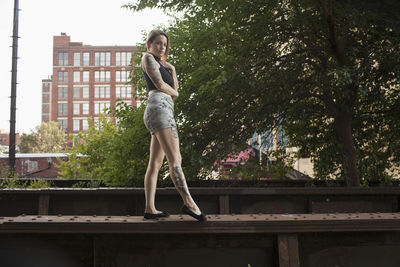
144 211 170 219
181 205 207 221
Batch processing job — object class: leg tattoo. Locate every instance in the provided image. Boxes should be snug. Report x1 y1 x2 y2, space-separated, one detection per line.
173 166 190 197
171 127 179 139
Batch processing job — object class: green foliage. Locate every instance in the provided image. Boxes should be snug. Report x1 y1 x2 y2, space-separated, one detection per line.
19 121 67 153
27 179 53 189
57 102 151 187
125 0 400 186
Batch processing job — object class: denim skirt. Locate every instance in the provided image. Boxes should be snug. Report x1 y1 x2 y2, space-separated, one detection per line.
143 91 177 135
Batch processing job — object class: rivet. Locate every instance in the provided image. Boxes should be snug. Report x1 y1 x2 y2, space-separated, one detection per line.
123 219 127 222
32 218 36 221
86 219 91 222
8 219 13 222
107 216 111 218
58 214 62 217
37 215 41 218
126 215 130 217
93 215 97 217
21 214 25 217
105 218 109 221
48 219 52 222
70 218 74 221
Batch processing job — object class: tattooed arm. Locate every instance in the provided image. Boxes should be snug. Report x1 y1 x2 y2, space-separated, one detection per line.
142 53 179 98
161 61 179 91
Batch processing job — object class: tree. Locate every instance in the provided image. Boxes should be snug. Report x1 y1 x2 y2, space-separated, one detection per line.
19 121 67 153
57 102 155 186
125 0 400 186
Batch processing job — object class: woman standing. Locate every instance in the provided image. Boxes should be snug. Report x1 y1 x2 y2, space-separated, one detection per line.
141 29 206 221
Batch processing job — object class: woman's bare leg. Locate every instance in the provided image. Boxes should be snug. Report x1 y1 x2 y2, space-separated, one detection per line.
154 127 202 215
144 135 165 214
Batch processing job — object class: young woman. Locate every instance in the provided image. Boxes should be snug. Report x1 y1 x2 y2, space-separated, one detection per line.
141 29 206 221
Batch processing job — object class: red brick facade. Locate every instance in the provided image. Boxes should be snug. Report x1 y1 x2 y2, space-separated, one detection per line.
47 34 137 134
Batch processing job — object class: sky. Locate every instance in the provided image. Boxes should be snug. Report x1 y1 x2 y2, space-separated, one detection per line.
0 0 173 134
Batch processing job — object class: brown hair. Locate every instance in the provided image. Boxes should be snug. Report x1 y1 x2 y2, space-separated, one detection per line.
146 29 170 60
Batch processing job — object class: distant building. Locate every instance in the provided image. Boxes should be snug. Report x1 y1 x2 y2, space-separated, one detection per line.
43 33 137 134
0 129 21 148
41 77 52 122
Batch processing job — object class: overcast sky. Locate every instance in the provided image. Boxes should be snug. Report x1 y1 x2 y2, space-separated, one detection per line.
0 0 173 134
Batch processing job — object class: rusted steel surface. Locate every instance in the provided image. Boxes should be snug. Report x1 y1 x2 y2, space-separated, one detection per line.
1 187 400 195
38 194 49 215
1 187 399 217
0 212 399 234
278 234 300 267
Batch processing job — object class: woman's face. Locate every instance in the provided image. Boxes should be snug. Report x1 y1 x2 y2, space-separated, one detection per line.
148 34 168 59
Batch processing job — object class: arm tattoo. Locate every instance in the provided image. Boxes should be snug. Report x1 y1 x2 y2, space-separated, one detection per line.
144 54 163 86
173 166 189 197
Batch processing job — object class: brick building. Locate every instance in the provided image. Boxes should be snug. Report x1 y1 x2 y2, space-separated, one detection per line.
44 33 136 134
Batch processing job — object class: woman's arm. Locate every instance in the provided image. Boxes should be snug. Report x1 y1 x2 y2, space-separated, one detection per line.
161 61 179 91
142 54 178 98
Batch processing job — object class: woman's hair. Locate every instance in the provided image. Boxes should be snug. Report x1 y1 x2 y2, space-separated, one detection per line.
146 29 170 60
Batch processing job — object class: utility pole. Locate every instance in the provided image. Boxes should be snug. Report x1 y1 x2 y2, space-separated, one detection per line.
9 0 20 173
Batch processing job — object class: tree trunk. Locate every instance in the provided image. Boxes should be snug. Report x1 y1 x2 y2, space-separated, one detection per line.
335 114 360 186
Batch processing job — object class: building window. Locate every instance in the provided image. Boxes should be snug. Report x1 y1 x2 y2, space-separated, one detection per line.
42 114 49 122
58 87 68 99
73 87 80 99
73 119 80 131
94 86 110 98
116 86 132 98
58 119 68 130
83 52 90 66
83 87 89 98
27 161 39 172
42 93 50 102
83 71 89 82
116 71 130 82
74 52 80 66
58 52 68 66
82 103 89 115
94 71 110 82
94 52 111 66
116 52 132 66
73 103 80 115
73 71 80 83
58 71 68 83
58 103 68 116
42 103 49 113
94 102 110 114
82 119 89 131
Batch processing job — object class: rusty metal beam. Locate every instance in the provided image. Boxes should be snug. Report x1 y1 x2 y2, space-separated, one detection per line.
0 213 399 234
38 194 49 215
278 234 300 267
